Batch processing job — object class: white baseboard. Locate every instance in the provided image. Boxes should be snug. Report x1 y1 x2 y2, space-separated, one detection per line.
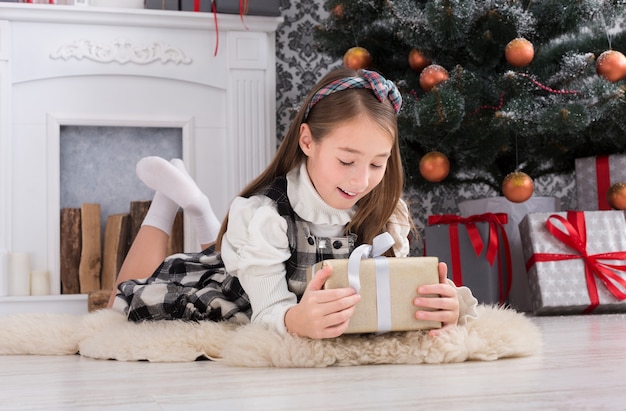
0 295 88 317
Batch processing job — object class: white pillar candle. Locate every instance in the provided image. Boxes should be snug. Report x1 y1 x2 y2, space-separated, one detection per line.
30 270 51 296
8 252 31 296
0 249 8 297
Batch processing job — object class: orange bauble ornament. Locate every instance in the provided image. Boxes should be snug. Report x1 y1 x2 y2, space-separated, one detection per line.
408 48 431 72
607 182 626 210
419 64 449 92
505 38 534 67
596 50 626 83
332 4 344 18
419 151 450 182
502 171 534 203
343 47 372 70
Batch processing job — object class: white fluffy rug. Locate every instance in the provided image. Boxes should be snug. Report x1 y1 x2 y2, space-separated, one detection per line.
0 305 541 367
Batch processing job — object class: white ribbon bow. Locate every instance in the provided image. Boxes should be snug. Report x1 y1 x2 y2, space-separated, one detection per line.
347 232 395 292
348 232 395 333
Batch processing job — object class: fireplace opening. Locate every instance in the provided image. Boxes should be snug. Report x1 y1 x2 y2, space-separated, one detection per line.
59 125 183 294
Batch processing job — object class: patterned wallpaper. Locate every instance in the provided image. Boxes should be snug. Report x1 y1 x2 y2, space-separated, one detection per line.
274 0 576 255
275 0 340 139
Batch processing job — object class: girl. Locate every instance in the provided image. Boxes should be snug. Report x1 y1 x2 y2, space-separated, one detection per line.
109 68 478 339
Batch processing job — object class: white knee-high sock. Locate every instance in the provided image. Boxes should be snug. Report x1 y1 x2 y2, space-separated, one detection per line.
136 156 221 245
140 165 180 235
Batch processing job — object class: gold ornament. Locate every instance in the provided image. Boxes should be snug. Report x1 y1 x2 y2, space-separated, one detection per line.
505 38 534 68
343 47 372 70
419 151 450 182
596 50 626 83
502 171 534 203
408 48 431 72
419 64 449 92
607 182 626 210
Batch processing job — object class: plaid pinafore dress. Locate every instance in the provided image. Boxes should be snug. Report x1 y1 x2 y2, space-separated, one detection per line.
115 176 357 323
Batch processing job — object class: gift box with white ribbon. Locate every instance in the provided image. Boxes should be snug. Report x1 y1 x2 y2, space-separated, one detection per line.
307 233 441 334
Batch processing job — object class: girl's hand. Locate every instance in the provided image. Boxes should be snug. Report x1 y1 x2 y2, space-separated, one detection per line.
413 262 460 337
284 264 361 339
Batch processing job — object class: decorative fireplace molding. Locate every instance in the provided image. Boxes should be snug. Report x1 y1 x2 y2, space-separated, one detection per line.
50 39 193 65
0 3 281 315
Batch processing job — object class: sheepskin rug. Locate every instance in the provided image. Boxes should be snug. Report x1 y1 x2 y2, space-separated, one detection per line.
0 305 541 367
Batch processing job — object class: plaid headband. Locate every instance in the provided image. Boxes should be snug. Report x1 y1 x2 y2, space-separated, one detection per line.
304 70 402 118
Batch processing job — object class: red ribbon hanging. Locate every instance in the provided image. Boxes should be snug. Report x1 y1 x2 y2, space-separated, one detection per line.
427 213 512 303
211 0 219 56
525 211 626 313
209 0 249 57
595 156 611 210
239 0 249 29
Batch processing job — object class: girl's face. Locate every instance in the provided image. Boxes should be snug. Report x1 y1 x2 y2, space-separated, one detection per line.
299 114 393 210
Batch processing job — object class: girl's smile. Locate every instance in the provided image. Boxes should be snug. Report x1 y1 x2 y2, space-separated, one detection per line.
338 187 358 198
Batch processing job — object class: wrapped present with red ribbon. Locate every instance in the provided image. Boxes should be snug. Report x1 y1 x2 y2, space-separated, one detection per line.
215 0 280 16
424 213 512 305
520 210 626 315
180 0 280 16
180 0 212 12
575 154 626 210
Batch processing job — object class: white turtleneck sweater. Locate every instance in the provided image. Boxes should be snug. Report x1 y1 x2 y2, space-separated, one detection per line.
220 163 478 334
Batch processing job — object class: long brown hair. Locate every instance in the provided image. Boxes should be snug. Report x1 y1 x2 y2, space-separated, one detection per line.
215 67 406 250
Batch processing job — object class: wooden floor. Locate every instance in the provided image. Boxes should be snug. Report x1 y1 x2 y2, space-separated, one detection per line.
1 313 625 410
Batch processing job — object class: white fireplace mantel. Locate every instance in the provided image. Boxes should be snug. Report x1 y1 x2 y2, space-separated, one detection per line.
0 3 281 315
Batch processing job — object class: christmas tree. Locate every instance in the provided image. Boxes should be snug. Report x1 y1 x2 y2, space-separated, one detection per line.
315 0 626 196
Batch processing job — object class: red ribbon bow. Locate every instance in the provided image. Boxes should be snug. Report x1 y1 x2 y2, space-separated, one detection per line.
525 211 626 313
427 213 512 303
